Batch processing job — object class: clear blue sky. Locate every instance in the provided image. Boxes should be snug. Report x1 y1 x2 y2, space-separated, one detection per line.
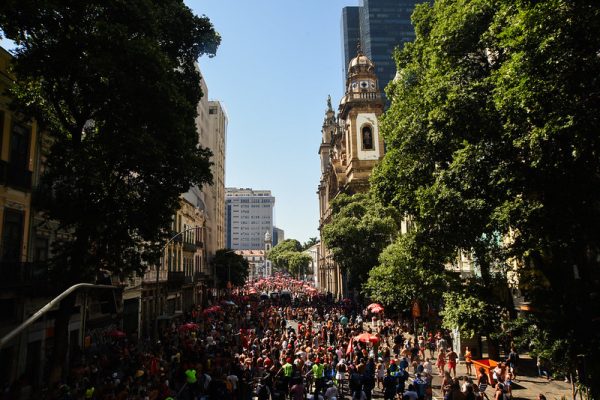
1 1 360 244
189 0 357 243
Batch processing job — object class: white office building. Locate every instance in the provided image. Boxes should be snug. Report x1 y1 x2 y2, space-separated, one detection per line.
225 188 275 250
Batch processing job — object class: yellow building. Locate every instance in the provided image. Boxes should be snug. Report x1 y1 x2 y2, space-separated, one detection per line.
0 47 57 386
317 49 385 298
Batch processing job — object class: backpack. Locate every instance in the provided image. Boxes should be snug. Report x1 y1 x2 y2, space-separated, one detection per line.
257 384 270 400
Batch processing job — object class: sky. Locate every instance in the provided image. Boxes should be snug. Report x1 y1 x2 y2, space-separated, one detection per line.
188 0 357 243
1 0 359 244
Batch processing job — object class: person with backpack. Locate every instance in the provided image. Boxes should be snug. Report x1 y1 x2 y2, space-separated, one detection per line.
256 377 271 400
382 369 397 400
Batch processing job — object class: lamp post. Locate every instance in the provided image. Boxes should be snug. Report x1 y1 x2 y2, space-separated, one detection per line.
154 227 199 339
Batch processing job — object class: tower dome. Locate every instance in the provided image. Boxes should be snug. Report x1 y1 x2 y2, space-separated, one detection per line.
347 44 375 76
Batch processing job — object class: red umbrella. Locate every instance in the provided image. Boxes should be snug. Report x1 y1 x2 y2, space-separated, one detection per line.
178 323 199 332
355 333 380 344
367 303 383 311
370 305 384 313
106 329 126 338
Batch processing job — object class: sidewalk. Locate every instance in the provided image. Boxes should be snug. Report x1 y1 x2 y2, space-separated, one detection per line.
414 356 570 400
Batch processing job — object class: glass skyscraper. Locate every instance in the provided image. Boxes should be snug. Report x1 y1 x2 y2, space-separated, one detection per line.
341 6 360 84
341 0 423 97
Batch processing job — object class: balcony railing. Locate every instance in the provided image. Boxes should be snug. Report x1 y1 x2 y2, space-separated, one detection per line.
142 269 168 283
182 242 197 252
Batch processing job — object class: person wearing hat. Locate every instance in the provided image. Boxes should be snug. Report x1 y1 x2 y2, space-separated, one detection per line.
312 358 326 398
382 369 397 400
277 357 294 396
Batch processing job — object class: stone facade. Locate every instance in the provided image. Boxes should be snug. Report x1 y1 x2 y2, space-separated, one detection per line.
317 49 384 298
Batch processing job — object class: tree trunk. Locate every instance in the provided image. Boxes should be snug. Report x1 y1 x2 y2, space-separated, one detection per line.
47 293 76 386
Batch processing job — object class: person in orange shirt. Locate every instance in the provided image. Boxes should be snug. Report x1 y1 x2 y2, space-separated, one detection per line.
464 346 473 376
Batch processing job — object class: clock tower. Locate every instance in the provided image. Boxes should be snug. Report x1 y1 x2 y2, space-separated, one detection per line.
317 46 385 297
336 45 384 193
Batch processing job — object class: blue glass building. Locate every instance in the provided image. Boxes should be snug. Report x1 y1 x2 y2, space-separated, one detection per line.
342 0 423 97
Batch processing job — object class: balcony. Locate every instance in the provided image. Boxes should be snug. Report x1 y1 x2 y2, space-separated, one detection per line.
142 269 168 283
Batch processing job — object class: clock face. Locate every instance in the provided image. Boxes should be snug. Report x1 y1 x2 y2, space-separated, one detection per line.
370 82 376 89
351 82 358 90
360 81 369 89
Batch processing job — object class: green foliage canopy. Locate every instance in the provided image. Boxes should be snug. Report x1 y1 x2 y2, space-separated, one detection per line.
268 239 312 277
0 0 220 285
364 232 450 312
322 193 400 291
214 249 249 289
373 0 600 391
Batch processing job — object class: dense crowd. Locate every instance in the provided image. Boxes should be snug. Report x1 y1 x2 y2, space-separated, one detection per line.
4 277 521 400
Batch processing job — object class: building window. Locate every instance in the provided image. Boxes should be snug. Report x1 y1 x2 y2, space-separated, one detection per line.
1 209 24 262
362 125 374 150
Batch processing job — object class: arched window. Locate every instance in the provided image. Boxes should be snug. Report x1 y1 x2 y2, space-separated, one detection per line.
362 125 374 150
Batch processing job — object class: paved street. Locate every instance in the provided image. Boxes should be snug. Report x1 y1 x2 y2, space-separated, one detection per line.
290 320 571 400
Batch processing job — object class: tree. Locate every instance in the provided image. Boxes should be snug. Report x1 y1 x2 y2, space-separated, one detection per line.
373 0 600 392
302 237 318 250
322 193 400 292
213 249 249 289
287 252 313 279
268 239 302 270
267 239 312 278
0 0 220 383
364 232 450 314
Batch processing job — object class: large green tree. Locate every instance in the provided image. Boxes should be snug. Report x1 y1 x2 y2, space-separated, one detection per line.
213 249 249 289
0 0 219 383
267 239 312 278
364 232 450 314
322 193 400 292
373 0 600 392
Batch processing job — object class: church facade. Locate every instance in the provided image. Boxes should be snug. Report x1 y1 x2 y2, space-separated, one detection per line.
317 49 385 297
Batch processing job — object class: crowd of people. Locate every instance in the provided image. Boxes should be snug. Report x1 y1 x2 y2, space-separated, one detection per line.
4 276 540 400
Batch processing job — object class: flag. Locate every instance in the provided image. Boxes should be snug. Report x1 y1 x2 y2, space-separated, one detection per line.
346 337 354 355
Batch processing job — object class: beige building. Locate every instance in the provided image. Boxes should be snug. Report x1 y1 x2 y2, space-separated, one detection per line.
317 49 385 298
183 68 227 281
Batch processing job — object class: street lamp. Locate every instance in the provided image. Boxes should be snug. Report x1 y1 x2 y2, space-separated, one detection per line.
154 227 199 339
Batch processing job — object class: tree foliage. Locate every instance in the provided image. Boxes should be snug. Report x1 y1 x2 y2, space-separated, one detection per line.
0 0 220 285
213 249 249 289
302 237 319 250
322 193 400 291
268 239 312 278
0 0 220 384
364 232 450 312
373 0 600 392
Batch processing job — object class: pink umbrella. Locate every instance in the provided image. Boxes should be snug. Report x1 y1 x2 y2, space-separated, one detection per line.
106 329 126 338
370 305 384 313
178 323 199 332
367 303 383 311
355 333 380 344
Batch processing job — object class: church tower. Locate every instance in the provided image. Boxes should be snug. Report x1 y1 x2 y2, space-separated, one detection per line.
317 47 384 297
337 45 385 193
